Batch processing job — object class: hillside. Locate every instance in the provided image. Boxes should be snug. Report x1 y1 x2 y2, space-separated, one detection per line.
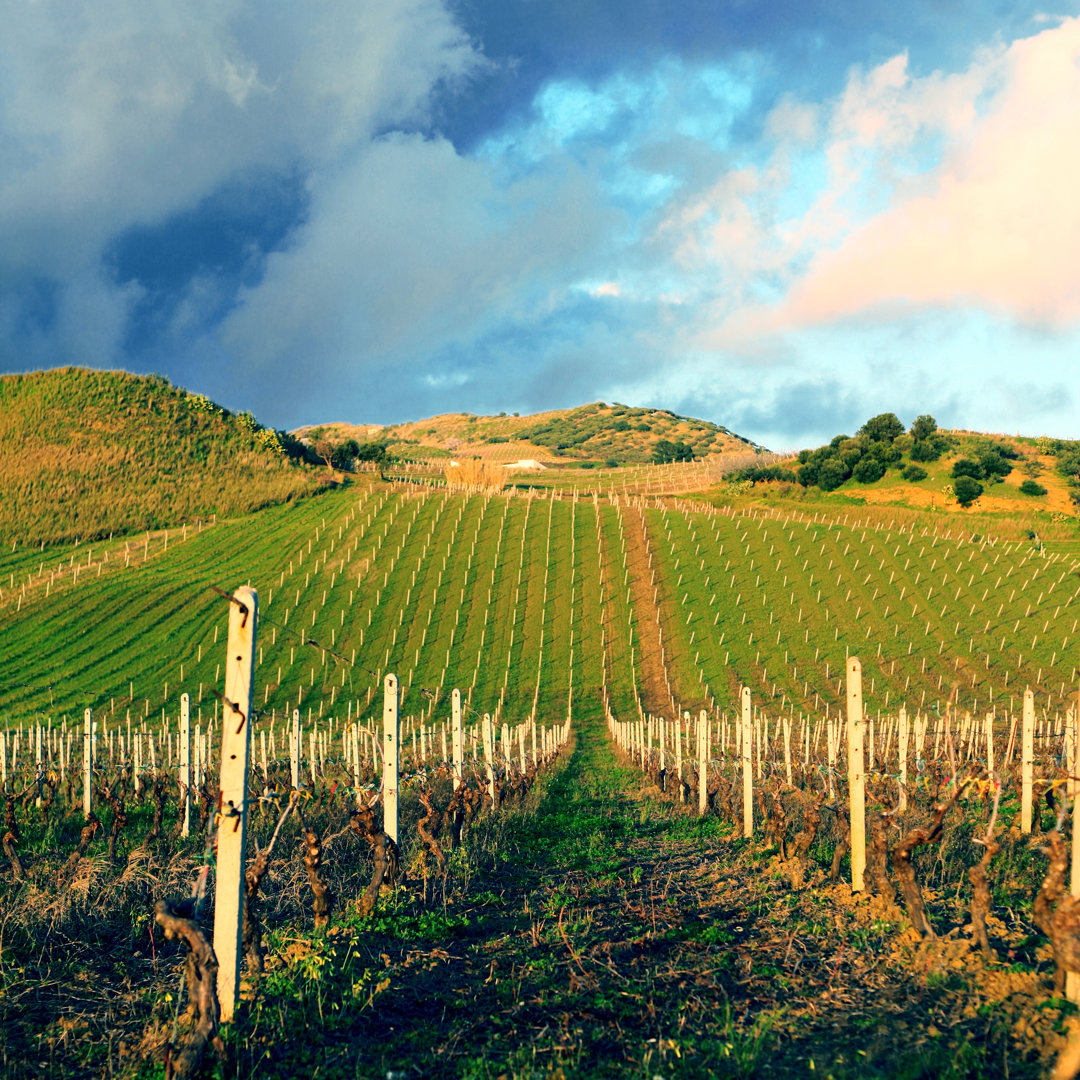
722 413 1079 523
294 401 762 466
0 367 327 545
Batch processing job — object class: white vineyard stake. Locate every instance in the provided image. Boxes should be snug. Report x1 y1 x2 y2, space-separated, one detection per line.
383 674 399 845
213 585 257 1023
697 710 708 816
82 708 93 819
741 687 753 838
179 694 191 837
1022 689 1035 834
452 689 463 789
290 709 301 790
847 658 866 893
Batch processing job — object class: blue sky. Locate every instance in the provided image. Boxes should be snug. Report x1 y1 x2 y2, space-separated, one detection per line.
1 1 1078 449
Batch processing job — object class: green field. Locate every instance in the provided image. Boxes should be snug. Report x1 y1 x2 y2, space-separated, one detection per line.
3 372 1080 1079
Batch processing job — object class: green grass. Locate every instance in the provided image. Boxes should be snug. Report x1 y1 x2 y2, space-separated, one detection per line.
0 367 327 545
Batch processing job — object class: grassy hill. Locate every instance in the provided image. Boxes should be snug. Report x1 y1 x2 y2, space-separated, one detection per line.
0 367 328 545
295 400 762 466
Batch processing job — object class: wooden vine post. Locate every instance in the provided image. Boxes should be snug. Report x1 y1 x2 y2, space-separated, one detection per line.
383 674 399 845
213 585 257 1023
847 658 866 893
741 687 753 838
290 708 301 790
1021 689 1035 834
1068 702 1080 1003
697 709 708 816
82 707 93 819
451 689 463 790
898 705 908 788
482 713 496 804
179 693 191 837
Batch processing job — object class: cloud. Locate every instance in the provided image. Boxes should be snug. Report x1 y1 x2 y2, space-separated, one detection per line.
749 17 1080 333
216 132 622 420
0 0 480 366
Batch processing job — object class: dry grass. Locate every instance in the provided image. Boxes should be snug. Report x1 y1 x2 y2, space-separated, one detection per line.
442 458 507 490
0 368 327 545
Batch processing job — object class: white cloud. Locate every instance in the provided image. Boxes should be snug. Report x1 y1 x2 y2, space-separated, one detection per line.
220 132 618 383
0 0 479 295
700 16 1080 346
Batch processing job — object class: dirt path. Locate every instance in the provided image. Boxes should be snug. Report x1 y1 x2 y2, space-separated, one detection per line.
619 504 680 718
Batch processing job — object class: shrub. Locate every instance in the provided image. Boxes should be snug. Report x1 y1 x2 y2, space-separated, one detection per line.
910 414 938 441
1019 479 1048 496
953 475 984 507
728 465 798 484
902 464 927 482
858 412 904 443
910 439 944 462
852 456 886 483
952 458 985 480
652 439 695 464
817 458 849 491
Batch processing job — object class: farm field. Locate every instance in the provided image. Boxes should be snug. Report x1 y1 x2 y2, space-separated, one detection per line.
2 413 1080 1075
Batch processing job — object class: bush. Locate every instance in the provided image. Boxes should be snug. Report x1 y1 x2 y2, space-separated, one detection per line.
902 464 927 482
910 439 944 462
652 439 695 464
817 458 849 491
728 465 798 484
979 448 1014 481
952 458 985 480
1019 479 1048 496
858 412 904 443
910 414 938 441
954 475 983 507
852 456 886 483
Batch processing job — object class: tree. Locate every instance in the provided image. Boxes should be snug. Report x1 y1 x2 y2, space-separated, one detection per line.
852 456 886 483
910 438 944 462
910 414 938 441
330 438 360 470
954 475 983 507
952 458 985 480
652 439 694 464
817 458 849 491
858 412 904 443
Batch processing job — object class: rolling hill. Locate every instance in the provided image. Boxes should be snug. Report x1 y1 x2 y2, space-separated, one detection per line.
294 400 763 466
0 367 328 545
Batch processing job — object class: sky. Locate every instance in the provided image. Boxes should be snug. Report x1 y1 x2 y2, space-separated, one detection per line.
1 1 1079 450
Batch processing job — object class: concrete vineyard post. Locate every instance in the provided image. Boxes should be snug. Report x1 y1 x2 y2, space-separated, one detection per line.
382 674 399 845
1070 788 1080 1004
697 710 708 816
675 714 684 802
451 689 463 789
482 713 496 804
847 658 866 894
290 709 300 790
741 687 753 838
898 706 908 788
1022 690 1035 834
82 708 93 819
213 585 257 1024
985 713 995 776
179 694 191 837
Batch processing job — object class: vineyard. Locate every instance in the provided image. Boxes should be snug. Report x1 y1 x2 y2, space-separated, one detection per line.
2 459 1080 1077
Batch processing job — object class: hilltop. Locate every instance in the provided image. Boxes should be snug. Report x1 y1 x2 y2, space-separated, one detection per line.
0 367 327 545
724 412 1079 523
293 401 762 466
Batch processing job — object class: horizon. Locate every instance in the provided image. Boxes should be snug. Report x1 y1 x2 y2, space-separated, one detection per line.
2 4 1079 449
